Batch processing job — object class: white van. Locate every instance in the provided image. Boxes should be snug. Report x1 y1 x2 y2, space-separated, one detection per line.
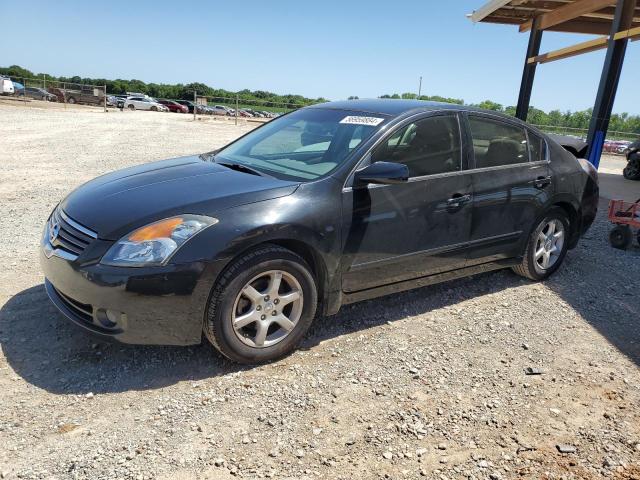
0 76 15 95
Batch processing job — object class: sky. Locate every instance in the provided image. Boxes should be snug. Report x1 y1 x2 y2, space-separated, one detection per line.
1 0 638 114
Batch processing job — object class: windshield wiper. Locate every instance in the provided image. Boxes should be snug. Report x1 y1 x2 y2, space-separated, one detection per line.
216 160 270 178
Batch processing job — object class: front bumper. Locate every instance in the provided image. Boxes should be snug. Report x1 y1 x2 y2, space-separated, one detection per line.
40 247 220 346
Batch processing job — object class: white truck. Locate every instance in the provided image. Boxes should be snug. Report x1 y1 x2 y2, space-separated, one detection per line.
0 76 15 95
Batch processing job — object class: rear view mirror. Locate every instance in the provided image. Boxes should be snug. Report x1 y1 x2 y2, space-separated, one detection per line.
354 162 409 185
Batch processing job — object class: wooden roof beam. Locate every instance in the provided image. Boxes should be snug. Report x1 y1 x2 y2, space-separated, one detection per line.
527 35 609 63
520 0 617 32
612 24 640 39
469 0 514 22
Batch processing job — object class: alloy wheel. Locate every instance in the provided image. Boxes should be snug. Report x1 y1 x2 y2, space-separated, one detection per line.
232 270 303 348
534 219 565 270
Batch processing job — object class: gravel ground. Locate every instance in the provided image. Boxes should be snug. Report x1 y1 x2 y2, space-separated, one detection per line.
1 104 639 480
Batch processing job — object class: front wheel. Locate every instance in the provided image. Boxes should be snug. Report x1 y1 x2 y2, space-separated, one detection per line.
512 209 570 281
204 244 318 364
127 104 135 110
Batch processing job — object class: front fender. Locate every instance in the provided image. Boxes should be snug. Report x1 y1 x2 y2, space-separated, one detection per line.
169 184 344 313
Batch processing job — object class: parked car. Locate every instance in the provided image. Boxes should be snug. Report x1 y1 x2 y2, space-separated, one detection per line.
245 109 265 118
175 100 196 113
0 76 15 95
40 99 598 364
148 98 169 112
12 81 24 93
158 99 188 113
17 86 58 102
123 96 166 111
63 86 105 106
547 134 588 158
210 105 229 116
603 140 631 155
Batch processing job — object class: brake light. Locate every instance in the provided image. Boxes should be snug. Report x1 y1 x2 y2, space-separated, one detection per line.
577 158 598 182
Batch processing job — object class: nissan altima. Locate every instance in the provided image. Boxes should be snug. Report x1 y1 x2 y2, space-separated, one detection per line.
41 99 599 364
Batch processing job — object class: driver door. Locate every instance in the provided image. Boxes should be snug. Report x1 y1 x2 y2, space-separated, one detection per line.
341 113 473 292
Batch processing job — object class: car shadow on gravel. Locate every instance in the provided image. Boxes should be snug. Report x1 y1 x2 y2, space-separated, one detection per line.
0 284 247 395
2 273 520 395
544 213 640 367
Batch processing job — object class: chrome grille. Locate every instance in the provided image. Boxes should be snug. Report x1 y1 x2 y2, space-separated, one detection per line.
47 208 97 259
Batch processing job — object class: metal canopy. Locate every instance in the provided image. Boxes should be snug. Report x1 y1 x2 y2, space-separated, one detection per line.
469 0 640 168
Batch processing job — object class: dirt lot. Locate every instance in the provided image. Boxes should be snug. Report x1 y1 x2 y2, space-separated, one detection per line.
1 104 639 480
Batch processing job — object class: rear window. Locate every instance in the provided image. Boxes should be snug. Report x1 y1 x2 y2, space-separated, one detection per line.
469 116 529 168
527 131 546 162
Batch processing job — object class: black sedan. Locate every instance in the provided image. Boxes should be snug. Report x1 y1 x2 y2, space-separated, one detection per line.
18 86 58 102
41 100 598 364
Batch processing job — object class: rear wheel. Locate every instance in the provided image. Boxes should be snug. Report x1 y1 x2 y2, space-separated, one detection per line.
513 209 569 281
67 96 76 104
204 244 317 364
610 225 632 249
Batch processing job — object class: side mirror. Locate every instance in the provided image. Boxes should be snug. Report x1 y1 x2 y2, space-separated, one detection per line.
354 161 409 185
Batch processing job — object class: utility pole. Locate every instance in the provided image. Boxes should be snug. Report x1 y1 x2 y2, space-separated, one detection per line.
417 76 422 99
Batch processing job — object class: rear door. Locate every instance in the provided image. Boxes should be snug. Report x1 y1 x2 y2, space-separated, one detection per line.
464 113 551 264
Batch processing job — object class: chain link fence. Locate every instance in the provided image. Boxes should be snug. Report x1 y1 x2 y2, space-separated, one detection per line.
2 79 639 146
532 124 640 143
189 95 306 124
0 75 106 111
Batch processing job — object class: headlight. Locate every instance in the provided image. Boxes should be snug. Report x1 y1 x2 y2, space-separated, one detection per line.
101 215 217 267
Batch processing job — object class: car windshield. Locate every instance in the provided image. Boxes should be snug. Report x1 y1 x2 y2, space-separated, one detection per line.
215 108 387 181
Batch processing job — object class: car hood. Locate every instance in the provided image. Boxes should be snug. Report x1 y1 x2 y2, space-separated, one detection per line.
61 155 298 240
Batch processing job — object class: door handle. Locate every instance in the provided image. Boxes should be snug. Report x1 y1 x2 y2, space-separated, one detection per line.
531 176 552 189
446 194 472 208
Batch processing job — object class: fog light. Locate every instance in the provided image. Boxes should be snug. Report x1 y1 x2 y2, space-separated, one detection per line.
96 308 123 328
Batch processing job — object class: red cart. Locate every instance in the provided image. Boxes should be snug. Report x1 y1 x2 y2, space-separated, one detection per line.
608 198 640 249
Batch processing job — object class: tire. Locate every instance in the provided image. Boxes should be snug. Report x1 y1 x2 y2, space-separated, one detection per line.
67 96 76 104
623 154 640 180
609 225 632 249
127 104 135 110
512 208 570 281
204 244 318 364
151 106 157 112
637 229 640 247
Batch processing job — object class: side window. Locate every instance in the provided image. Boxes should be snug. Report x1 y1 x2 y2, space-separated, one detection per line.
469 116 529 168
372 115 462 177
527 130 546 162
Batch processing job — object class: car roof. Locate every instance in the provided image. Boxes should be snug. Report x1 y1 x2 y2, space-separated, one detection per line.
309 98 519 123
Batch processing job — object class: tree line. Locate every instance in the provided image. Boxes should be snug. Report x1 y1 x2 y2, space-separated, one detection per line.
376 94 640 135
2 64 639 134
